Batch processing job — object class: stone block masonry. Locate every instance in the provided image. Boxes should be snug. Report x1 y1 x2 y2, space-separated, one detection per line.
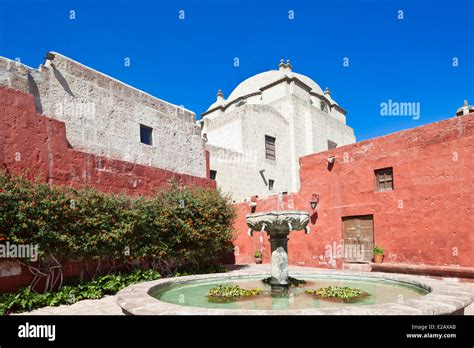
0 86 215 195
0 52 207 178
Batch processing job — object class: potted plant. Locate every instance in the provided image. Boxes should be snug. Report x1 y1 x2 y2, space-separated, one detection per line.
254 250 262 264
373 245 384 263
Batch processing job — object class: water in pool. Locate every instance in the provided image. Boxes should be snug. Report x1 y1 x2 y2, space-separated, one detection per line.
152 275 428 310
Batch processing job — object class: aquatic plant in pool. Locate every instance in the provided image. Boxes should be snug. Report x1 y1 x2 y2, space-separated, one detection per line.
206 285 260 303
305 286 369 303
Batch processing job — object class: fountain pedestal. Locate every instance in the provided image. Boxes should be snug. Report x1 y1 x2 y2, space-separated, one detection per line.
246 210 310 291
268 234 289 289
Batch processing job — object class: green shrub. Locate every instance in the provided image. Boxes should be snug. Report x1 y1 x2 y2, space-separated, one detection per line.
0 172 236 273
0 269 161 315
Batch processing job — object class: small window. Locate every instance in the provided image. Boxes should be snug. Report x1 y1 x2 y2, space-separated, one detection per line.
140 124 153 145
210 170 217 180
327 140 337 149
265 135 276 160
320 101 329 112
375 167 393 191
268 179 274 191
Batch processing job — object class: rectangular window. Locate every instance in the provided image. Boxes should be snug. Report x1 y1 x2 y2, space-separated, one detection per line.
268 179 274 191
140 124 153 146
375 167 393 191
265 135 276 160
210 170 217 180
327 140 337 149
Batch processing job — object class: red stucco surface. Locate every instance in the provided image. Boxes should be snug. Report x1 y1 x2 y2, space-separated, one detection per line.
234 113 474 269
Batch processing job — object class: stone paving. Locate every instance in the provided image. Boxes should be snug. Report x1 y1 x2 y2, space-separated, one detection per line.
17 295 123 315
16 264 474 315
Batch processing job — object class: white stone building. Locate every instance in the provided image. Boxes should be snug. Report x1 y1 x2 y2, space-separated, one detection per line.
200 60 356 202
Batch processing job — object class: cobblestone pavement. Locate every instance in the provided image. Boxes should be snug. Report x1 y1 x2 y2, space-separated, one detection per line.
16 265 474 315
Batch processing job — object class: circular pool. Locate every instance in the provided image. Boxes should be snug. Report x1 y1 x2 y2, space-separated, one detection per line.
153 275 428 310
116 266 474 315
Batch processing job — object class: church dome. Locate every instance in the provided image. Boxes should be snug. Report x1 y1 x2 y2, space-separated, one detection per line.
203 60 337 115
226 60 324 105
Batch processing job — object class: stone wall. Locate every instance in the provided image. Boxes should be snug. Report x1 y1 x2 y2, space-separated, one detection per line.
0 52 207 178
0 86 215 195
206 104 293 202
233 114 474 269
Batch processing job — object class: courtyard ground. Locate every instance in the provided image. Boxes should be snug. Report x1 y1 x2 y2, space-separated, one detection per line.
16 264 474 315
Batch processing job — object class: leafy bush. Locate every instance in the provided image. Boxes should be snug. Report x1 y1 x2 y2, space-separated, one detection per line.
254 250 262 258
0 172 236 274
0 269 161 315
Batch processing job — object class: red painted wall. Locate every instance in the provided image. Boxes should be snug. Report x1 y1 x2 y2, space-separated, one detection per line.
0 86 215 194
234 114 474 269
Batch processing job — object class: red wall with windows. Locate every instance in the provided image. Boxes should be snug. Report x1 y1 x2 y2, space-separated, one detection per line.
233 113 474 269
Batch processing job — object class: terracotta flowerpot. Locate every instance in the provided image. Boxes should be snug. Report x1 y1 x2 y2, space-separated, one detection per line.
255 257 262 264
373 254 384 263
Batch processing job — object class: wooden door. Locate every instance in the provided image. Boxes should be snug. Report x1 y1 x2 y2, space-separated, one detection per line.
342 215 374 263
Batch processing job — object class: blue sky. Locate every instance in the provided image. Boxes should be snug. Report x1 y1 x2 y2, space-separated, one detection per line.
1 0 473 141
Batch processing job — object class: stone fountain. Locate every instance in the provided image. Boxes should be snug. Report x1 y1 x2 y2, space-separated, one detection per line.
246 210 310 291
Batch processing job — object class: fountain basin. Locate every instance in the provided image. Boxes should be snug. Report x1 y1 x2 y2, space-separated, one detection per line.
245 210 310 235
116 266 474 315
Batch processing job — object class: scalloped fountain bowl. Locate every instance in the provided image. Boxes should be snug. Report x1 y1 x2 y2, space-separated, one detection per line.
245 210 311 235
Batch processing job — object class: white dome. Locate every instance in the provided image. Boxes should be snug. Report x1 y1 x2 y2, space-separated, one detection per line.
226 69 324 105
203 61 339 115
